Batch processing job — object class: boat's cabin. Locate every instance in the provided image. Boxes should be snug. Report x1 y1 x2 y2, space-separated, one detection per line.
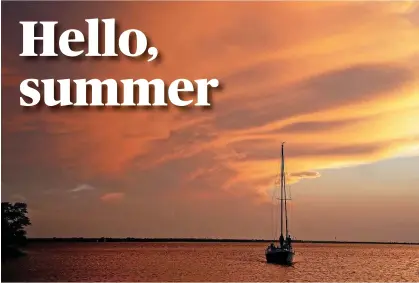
266 241 293 252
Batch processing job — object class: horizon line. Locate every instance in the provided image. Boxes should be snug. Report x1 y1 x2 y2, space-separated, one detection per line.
27 237 419 245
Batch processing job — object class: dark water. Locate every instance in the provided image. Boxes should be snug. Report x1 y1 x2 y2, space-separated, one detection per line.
2 242 419 281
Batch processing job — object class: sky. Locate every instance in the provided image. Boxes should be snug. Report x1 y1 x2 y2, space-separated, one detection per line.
2 1 419 242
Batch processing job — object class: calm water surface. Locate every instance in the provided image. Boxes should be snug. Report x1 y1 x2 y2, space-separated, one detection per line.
2 242 419 281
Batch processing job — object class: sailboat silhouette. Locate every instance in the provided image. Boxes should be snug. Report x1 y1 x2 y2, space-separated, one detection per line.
265 142 294 265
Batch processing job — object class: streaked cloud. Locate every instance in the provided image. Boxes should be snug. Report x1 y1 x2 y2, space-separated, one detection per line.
290 171 321 179
69 184 96 193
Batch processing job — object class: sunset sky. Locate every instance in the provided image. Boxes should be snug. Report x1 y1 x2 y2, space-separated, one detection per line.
2 1 419 242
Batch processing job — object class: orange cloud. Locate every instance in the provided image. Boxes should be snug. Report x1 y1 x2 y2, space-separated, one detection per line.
100 192 125 203
2 1 419 203
289 171 321 179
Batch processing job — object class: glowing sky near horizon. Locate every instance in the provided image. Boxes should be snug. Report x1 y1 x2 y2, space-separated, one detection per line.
2 1 419 242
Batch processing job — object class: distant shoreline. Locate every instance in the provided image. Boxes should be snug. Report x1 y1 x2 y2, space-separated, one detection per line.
28 238 419 245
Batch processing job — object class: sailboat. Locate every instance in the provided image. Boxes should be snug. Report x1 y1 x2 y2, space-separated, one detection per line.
265 142 294 265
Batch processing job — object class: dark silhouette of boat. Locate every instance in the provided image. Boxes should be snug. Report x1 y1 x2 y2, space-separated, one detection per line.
265 142 294 265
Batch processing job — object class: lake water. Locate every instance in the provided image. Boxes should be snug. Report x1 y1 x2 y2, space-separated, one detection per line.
2 242 419 281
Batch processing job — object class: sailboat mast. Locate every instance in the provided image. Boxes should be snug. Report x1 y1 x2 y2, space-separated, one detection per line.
283 154 289 237
280 142 285 238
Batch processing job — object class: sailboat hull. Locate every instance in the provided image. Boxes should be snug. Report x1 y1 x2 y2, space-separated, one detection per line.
265 249 294 265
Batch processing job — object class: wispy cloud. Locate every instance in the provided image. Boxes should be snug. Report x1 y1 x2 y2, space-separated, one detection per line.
289 171 321 183
69 184 96 193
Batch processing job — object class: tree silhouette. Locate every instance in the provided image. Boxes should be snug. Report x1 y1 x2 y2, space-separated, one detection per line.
2 202 31 257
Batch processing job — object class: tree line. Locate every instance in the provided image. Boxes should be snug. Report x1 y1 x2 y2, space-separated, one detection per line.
2 202 31 259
